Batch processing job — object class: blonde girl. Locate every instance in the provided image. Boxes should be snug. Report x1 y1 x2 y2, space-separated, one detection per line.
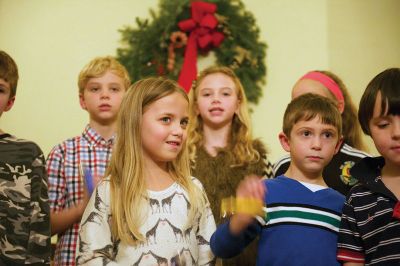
188 66 273 266
274 70 369 195
77 77 215 265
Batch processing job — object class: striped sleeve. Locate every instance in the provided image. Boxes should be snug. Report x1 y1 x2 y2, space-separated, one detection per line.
272 155 290 177
337 196 365 263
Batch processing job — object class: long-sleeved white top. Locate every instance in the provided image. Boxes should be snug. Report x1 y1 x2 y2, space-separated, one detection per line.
76 177 216 266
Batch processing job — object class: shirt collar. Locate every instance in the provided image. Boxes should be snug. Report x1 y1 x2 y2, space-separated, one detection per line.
351 156 397 200
82 124 115 147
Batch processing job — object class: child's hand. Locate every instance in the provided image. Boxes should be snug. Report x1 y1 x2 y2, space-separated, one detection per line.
236 175 265 200
229 175 265 235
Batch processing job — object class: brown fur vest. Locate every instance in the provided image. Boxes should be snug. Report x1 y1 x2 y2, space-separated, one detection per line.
192 139 271 266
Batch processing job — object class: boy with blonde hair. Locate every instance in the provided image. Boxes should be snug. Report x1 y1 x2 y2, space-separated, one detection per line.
0 50 51 264
47 56 130 265
211 93 345 265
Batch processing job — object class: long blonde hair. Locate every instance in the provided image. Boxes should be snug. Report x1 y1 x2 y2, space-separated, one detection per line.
188 66 261 166
107 77 207 244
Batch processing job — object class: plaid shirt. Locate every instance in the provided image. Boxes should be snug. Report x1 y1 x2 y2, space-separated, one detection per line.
47 125 114 266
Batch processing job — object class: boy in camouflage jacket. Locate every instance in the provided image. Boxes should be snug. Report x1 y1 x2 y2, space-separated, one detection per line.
0 50 51 265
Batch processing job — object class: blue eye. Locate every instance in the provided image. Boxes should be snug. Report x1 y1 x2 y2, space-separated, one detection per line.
161 117 171 123
181 119 189 128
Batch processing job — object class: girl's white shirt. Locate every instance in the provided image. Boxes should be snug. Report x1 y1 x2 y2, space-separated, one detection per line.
76 177 216 266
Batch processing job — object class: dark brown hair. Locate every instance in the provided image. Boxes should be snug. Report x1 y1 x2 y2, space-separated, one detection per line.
358 68 400 135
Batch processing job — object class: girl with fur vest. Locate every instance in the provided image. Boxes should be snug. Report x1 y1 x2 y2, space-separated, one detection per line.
188 66 273 266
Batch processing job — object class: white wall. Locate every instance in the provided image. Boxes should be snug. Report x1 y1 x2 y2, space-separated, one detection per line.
327 0 400 155
246 0 329 160
1 0 398 161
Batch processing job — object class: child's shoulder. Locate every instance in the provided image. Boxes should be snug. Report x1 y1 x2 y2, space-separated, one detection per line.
47 135 80 158
324 187 346 207
0 134 44 158
263 176 297 197
95 178 111 200
339 143 370 159
84 177 112 208
348 155 377 187
191 176 205 190
344 180 379 208
264 175 292 187
48 127 91 155
264 176 345 211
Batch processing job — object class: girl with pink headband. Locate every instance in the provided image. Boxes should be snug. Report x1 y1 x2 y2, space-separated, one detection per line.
274 70 369 196
299 71 345 113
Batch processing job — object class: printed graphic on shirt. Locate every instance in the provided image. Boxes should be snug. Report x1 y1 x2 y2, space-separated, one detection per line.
340 161 358 186
77 180 215 265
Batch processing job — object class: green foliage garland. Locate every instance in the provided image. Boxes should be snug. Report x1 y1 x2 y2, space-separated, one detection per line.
117 0 267 104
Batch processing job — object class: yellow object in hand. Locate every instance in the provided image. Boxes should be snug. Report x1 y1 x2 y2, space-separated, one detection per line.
221 196 265 218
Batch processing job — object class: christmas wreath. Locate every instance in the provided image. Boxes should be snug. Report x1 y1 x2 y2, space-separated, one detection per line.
117 0 267 104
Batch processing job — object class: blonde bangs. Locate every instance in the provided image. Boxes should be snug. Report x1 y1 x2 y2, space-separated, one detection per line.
78 56 131 94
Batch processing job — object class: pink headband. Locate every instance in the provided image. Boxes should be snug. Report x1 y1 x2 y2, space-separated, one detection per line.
300 71 344 103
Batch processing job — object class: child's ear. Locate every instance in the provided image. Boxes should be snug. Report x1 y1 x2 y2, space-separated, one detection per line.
279 132 291 152
79 93 87 110
4 96 15 112
334 135 344 154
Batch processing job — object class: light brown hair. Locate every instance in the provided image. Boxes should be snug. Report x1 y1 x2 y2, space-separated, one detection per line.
283 93 342 138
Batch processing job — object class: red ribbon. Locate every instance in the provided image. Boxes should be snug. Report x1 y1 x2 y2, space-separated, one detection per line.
177 1 224 92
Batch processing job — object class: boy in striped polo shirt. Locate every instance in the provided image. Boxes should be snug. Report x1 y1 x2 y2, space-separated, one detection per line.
337 68 400 265
211 93 345 265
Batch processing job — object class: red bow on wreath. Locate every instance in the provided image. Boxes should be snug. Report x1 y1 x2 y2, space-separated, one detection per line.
177 1 225 92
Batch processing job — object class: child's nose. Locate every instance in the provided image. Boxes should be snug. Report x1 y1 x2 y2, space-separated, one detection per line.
212 95 221 103
392 118 400 139
100 90 110 98
172 123 184 136
311 137 322 149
